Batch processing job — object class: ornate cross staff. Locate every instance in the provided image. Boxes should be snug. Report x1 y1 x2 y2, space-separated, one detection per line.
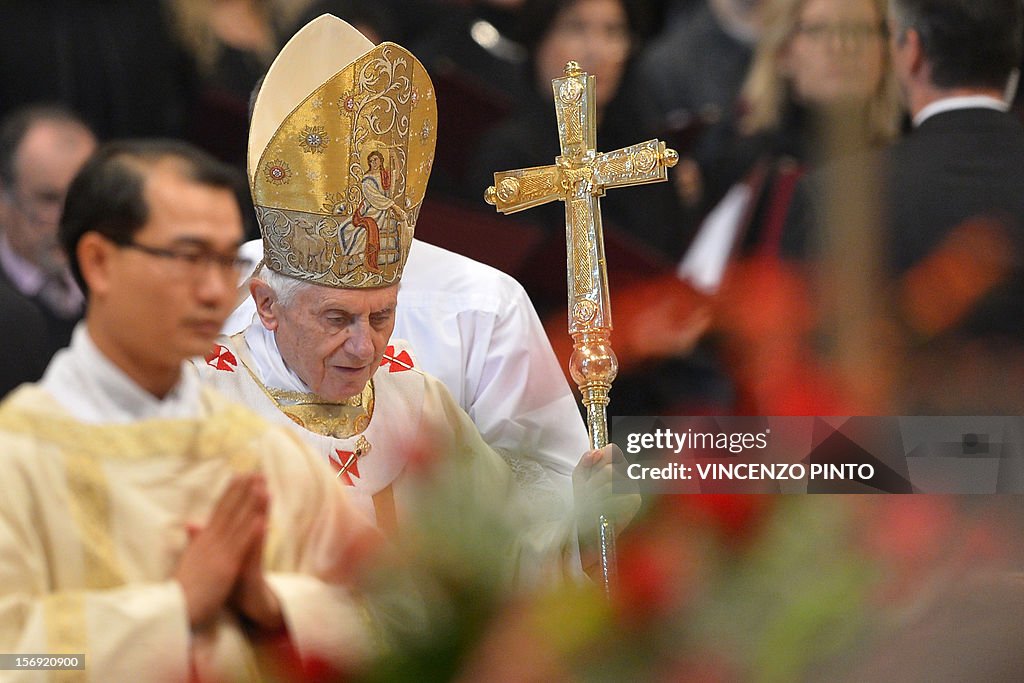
485 61 677 595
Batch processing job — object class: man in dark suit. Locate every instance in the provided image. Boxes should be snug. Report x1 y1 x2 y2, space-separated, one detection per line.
883 0 1024 411
886 0 1024 278
0 277 49 398
0 106 96 393
784 0 1024 413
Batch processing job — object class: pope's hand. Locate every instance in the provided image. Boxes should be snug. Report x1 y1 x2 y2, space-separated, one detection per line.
572 444 641 540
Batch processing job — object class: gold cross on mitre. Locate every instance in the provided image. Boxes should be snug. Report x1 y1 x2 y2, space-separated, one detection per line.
485 61 677 450
485 61 677 597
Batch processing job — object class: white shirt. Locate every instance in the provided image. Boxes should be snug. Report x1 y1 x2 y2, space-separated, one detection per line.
41 324 201 423
913 95 1009 128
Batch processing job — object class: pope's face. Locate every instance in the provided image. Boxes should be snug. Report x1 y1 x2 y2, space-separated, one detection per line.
270 283 398 401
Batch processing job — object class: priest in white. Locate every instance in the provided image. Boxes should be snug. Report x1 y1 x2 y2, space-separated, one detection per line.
0 140 379 681
220 16 590 519
201 15 635 583
224 236 590 514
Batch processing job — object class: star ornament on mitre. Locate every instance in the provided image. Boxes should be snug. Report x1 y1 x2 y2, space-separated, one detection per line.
248 14 437 289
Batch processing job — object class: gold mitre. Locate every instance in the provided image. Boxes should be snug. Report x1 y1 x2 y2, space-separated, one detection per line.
248 15 437 288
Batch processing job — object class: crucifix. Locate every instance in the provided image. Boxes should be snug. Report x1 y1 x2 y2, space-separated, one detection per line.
485 61 678 595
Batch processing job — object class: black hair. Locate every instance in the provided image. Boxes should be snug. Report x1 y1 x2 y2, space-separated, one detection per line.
59 138 243 293
516 0 648 81
0 105 91 187
891 0 1023 90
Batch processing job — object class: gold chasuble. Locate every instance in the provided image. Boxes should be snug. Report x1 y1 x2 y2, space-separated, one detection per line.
0 385 375 682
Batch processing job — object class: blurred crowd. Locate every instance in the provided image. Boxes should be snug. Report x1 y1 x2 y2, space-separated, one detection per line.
3 0 1024 418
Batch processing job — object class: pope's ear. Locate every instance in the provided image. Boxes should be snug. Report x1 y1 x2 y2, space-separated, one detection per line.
249 278 280 331
76 231 114 296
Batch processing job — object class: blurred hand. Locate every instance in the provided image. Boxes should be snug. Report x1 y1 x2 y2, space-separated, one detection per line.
174 473 269 630
613 276 711 365
230 483 284 632
572 444 641 539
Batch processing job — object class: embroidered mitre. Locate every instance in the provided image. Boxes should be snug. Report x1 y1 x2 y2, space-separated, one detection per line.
248 14 437 288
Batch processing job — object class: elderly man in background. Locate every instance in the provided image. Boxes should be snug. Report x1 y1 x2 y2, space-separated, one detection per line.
0 106 96 395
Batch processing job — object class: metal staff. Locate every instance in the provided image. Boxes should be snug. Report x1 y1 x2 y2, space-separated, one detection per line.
485 61 677 596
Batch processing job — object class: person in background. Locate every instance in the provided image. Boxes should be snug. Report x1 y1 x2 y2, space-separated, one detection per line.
165 0 285 171
878 0 1024 412
783 0 1024 414
0 106 96 393
639 0 768 129
697 0 899 416
690 0 899 250
0 2 194 141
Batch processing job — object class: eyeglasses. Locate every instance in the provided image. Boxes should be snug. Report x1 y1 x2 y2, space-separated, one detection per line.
117 240 251 278
796 21 886 45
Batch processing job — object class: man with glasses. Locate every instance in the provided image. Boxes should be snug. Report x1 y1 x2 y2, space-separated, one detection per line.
0 139 379 680
0 106 96 394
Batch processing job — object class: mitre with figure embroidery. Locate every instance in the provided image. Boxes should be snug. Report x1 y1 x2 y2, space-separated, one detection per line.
248 14 437 288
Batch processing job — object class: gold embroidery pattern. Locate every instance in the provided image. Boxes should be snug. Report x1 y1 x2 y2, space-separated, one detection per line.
0 387 268 682
0 388 271 462
519 169 556 201
236 351 375 440
63 450 122 590
571 199 593 295
299 125 329 154
264 160 292 185
44 592 87 683
252 42 436 290
564 103 583 146
599 154 630 178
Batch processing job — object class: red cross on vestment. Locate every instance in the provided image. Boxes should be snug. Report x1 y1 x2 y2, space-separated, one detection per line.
205 344 237 372
379 345 414 373
332 449 360 486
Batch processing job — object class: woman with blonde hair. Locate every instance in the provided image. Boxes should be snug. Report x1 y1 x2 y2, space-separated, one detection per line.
690 0 901 256
741 0 900 143
164 0 299 169
677 0 903 416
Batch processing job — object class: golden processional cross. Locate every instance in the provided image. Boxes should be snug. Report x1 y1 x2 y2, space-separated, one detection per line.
485 61 678 594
